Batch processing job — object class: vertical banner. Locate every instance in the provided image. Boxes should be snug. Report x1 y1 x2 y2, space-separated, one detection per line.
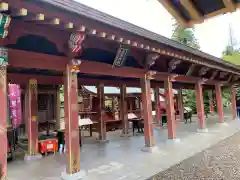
8 84 18 129
16 85 22 127
0 66 7 180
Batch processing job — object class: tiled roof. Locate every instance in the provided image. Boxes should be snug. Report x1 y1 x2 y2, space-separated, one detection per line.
40 0 240 72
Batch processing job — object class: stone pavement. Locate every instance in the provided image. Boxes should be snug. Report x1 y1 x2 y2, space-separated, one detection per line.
7 116 240 180
148 129 240 180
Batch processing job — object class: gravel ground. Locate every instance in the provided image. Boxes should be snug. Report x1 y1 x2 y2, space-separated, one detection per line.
147 131 240 180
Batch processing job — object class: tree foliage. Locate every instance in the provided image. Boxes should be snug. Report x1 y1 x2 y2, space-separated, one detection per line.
221 24 240 103
171 20 200 49
171 20 210 113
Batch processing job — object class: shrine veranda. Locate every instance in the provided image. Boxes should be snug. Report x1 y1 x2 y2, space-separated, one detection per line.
0 1 239 179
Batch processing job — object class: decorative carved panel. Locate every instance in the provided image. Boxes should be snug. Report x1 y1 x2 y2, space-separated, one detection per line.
168 59 181 72
199 67 210 76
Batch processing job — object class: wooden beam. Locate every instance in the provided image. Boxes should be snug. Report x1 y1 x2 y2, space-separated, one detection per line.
158 0 188 27
12 8 28 17
204 8 229 19
7 73 197 90
80 61 146 79
170 74 228 85
223 0 235 12
237 3 240 9
8 49 144 80
7 74 63 85
227 74 233 82
8 49 67 71
210 70 219 80
180 0 203 22
7 73 140 87
8 49 229 86
186 64 196 76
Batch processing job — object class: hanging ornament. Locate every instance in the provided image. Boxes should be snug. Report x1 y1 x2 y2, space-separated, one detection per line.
68 32 85 53
0 13 11 39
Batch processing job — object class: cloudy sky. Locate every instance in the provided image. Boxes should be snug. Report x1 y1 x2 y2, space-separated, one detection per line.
76 0 240 58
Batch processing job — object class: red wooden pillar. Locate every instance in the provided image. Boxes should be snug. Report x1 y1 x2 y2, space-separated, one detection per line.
215 84 224 122
154 87 161 125
24 79 41 160
231 85 237 120
120 84 128 135
178 89 184 122
97 83 107 141
0 66 8 179
208 90 214 113
62 64 82 178
55 86 61 130
164 77 176 140
195 81 207 130
141 76 154 148
129 98 133 112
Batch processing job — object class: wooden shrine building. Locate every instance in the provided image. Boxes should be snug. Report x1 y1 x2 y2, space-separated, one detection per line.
159 0 240 27
0 0 239 179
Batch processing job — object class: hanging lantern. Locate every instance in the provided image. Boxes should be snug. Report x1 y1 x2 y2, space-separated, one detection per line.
0 13 11 29
0 28 8 39
0 13 11 39
0 47 8 66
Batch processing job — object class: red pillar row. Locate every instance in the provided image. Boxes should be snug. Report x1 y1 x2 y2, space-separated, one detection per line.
215 84 224 122
97 83 107 141
120 84 128 135
164 77 176 139
63 64 81 175
0 66 7 179
141 76 154 147
231 85 237 120
195 81 206 129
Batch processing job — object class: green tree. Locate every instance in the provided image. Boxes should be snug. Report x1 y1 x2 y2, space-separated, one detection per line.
171 20 210 114
221 24 240 105
171 20 200 49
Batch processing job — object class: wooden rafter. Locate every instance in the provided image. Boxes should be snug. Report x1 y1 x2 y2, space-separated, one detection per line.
180 0 203 23
186 64 196 76
223 0 235 12
204 8 229 19
227 74 233 82
158 0 188 27
210 70 219 80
